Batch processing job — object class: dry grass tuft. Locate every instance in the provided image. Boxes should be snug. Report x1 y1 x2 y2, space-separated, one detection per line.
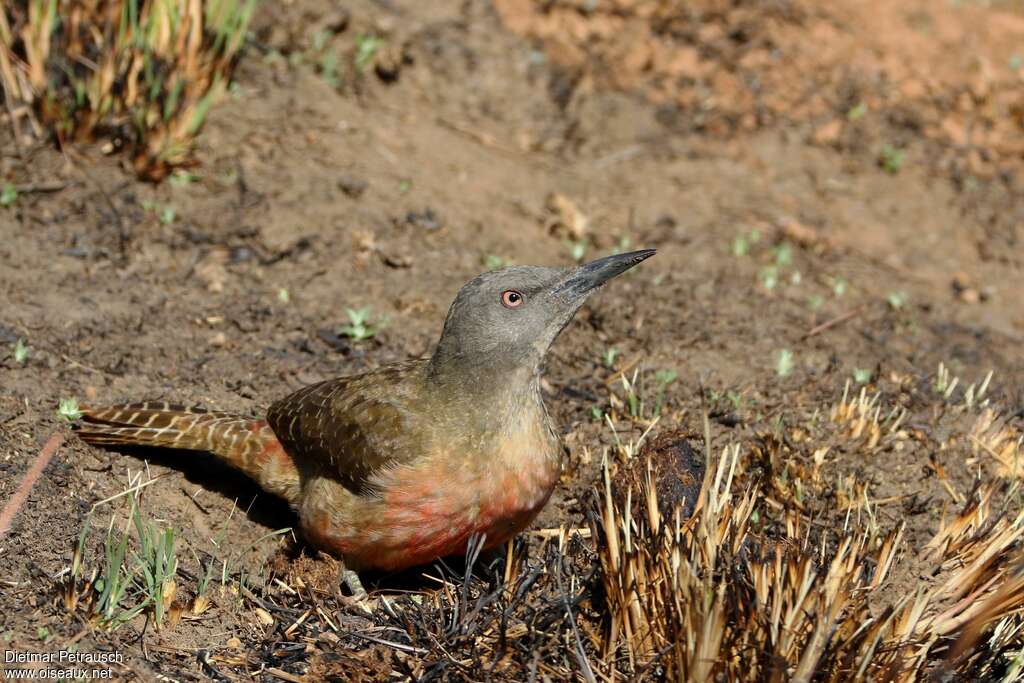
1 0 256 180
592 414 1024 681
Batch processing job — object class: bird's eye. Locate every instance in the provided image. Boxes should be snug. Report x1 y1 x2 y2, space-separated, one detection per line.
501 290 524 308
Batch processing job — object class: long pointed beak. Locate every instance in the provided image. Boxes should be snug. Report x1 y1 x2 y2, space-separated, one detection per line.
554 248 657 298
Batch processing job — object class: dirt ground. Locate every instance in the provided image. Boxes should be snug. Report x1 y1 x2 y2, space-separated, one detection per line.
1 0 1023 680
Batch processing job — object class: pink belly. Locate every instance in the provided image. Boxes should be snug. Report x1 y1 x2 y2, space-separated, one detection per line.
305 455 558 571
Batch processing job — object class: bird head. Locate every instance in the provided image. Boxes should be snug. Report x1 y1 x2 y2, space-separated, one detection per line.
428 249 657 386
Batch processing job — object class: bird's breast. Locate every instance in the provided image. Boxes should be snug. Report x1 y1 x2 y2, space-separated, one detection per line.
330 428 560 571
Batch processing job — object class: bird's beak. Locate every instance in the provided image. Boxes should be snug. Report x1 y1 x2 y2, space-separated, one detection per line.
554 248 657 299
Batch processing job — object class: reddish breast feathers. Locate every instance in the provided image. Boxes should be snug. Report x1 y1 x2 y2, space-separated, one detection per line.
312 436 558 571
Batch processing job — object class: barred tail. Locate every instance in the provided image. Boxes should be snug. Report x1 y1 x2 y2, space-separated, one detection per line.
76 402 301 504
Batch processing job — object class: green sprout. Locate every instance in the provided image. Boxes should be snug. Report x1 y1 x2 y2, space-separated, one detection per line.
726 390 745 411
58 397 83 421
566 240 587 263
320 51 340 87
159 206 176 225
398 179 412 194
338 307 381 341
887 291 908 310
847 102 867 121
590 406 604 421
732 228 761 257
879 145 905 174
13 338 29 364
853 368 872 384
775 349 795 378
355 34 383 71
169 170 199 188
484 254 510 270
760 266 779 290
0 183 17 207
830 277 848 297
653 369 678 416
773 242 793 266
602 347 620 368
277 288 291 304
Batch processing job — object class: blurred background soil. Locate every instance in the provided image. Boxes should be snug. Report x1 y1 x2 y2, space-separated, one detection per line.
1 0 1022 678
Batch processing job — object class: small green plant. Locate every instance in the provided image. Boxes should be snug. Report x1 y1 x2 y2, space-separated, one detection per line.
732 228 760 257
879 145 905 174
566 239 587 263
398 179 412 194
65 486 184 630
808 294 825 310
760 266 779 290
887 291 908 309
159 206 177 225
775 349 795 377
602 347 620 368
773 242 793 267
35 626 51 642
830 277 848 297
132 502 178 629
13 338 29 364
853 368 872 384
355 34 383 71
169 170 199 188
847 102 868 121
484 254 510 270
277 288 290 303
590 406 604 421
652 369 678 416
0 183 17 207
726 390 746 411
338 307 382 341
58 397 83 421
319 50 340 87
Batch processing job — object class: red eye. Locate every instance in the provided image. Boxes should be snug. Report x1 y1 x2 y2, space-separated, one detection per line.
501 290 524 308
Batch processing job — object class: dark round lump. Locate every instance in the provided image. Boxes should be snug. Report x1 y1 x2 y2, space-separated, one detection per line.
613 429 705 523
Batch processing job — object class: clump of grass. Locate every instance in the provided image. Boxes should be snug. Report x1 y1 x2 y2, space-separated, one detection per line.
64 479 181 630
592 410 1024 680
1 0 258 181
64 474 291 630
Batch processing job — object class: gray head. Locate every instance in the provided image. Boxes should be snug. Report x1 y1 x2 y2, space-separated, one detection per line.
428 249 656 387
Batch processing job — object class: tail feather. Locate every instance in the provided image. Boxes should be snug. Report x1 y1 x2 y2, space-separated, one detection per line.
76 401 301 504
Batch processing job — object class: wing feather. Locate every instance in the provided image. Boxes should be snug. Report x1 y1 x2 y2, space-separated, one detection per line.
266 359 430 494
